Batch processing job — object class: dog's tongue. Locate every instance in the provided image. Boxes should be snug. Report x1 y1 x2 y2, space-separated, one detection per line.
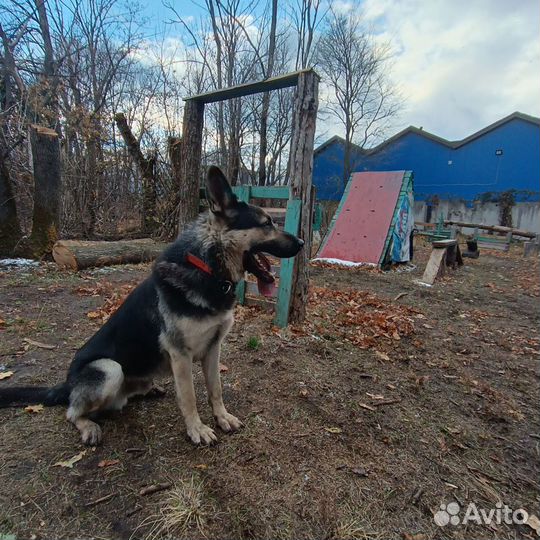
255 253 276 297
257 277 276 297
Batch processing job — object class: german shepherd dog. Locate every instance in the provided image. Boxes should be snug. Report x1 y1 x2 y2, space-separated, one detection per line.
0 166 304 445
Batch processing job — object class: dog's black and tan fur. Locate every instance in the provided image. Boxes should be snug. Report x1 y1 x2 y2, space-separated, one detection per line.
0 166 303 445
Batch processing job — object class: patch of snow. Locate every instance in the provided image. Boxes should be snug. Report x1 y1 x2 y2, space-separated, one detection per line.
0 258 39 268
311 257 376 268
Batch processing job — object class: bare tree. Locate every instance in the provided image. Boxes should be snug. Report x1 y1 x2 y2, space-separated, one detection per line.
315 9 400 185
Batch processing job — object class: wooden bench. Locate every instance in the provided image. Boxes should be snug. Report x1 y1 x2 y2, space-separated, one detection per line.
472 228 512 252
418 239 463 286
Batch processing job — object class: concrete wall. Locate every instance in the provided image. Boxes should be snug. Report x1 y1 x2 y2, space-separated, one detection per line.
414 200 540 234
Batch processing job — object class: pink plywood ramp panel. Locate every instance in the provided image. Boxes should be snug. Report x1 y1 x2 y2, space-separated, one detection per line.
318 171 406 265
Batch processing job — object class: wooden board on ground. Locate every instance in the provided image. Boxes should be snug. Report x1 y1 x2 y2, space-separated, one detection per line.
418 240 463 286
53 239 167 271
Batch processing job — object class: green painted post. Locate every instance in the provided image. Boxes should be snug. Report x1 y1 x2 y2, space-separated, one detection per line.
313 202 323 232
234 185 251 304
274 199 302 327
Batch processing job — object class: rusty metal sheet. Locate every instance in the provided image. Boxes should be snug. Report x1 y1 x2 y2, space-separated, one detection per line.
317 171 406 265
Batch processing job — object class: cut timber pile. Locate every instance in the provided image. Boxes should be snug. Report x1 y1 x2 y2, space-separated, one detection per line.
53 239 167 271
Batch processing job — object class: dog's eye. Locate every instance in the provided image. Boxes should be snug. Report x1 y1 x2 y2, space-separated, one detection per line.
263 218 273 228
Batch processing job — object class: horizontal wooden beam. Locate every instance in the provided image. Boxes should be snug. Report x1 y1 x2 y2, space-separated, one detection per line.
185 69 319 104
200 186 291 200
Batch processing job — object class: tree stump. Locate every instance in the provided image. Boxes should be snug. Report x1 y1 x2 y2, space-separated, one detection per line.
0 150 22 256
29 125 61 256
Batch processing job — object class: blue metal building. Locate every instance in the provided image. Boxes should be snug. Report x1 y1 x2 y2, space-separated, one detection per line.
313 112 540 203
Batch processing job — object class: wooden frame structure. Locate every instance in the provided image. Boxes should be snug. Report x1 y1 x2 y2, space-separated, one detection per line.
179 69 319 326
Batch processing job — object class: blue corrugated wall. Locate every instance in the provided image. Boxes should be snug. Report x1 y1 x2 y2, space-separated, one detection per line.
313 117 540 202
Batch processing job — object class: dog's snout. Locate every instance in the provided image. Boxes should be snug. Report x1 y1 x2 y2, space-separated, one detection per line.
297 238 305 248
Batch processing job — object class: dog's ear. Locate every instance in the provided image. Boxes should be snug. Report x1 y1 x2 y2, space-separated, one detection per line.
206 166 237 215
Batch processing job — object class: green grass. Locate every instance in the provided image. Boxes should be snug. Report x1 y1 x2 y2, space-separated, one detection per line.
247 336 262 351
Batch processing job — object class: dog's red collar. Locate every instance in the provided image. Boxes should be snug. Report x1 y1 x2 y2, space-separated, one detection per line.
186 252 212 275
185 252 233 295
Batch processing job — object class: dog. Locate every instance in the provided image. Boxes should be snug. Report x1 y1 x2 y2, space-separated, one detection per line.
0 166 304 445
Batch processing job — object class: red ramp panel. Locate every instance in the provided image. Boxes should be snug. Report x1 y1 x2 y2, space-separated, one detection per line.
317 171 406 265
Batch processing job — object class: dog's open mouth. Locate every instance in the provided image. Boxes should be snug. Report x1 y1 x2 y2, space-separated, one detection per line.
243 251 276 297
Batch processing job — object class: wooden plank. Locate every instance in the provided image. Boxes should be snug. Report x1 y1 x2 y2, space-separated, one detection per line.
419 247 447 286
184 69 317 104
477 241 509 252
248 186 290 199
275 199 302 327
432 239 457 248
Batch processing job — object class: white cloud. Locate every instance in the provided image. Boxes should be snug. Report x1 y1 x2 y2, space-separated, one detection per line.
357 0 540 140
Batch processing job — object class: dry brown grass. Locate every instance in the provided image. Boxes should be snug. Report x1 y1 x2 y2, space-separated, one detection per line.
133 476 214 539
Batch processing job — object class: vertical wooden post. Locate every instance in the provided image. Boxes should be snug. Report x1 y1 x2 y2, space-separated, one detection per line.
234 185 251 304
275 199 302 327
178 99 205 235
29 124 61 256
287 70 319 324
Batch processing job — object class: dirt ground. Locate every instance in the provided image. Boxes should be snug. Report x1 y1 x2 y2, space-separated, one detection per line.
0 240 538 540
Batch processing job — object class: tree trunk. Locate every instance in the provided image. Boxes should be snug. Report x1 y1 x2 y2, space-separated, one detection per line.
114 113 157 234
287 70 319 324
53 238 167 270
178 100 205 234
29 124 61 256
258 0 278 187
0 149 22 255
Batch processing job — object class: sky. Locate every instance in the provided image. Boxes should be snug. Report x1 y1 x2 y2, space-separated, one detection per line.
140 0 540 143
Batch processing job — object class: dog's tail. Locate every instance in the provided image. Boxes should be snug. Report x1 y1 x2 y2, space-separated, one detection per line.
0 383 70 408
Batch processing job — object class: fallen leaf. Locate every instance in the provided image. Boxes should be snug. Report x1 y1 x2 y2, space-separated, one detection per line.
402 534 427 540
299 389 308 397
375 351 390 361
23 338 56 350
525 514 540 534
0 371 14 380
54 450 86 468
351 467 368 477
219 362 229 372
24 404 44 413
98 459 120 468
87 311 101 319
324 427 343 434
194 463 208 469
0 318 6 326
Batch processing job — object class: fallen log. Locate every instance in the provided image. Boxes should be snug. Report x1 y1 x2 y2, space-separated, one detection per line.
53 239 167 271
443 220 537 239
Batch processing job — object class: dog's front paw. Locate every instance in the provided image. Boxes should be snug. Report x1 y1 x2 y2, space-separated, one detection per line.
215 411 243 433
187 422 218 445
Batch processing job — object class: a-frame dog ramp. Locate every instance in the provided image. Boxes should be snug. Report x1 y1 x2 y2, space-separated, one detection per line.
315 171 414 268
